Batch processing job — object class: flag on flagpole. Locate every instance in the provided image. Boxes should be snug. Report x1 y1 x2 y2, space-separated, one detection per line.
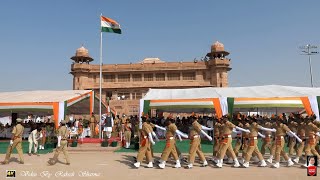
101 16 122 34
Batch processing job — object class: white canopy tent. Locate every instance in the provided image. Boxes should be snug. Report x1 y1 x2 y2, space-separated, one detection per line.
141 85 320 123
0 90 96 128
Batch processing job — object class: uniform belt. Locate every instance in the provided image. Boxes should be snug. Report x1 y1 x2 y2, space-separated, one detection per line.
267 134 272 137
250 137 258 140
276 136 284 139
168 137 174 140
143 136 147 139
223 135 231 138
61 138 67 140
193 135 199 138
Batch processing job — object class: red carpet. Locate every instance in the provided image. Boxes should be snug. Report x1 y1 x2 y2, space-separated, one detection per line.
78 137 121 144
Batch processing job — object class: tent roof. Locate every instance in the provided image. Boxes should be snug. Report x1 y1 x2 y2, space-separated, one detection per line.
143 85 320 100
0 90 92 103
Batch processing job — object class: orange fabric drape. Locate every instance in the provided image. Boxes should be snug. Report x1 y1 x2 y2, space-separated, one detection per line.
300 97 313 115
89 91 94 115
53 102 59 129
212 98 223 118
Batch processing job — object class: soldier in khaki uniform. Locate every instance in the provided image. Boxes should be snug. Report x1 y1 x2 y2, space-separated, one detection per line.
240 117 251 164
287 114 298 156
89 113 96 137
271 115 301 168
186 116 211 169
1 118 24 164
212 119 221 163
261 117 273 156
266 117 277 163
215 116 249 168
124 119 132 149
242 117 275 168
158 118 182 169
292 116 306 164
133 117 155 168
314 120 320 154
48 120 70 165
302 115 320 167
233 115 243 157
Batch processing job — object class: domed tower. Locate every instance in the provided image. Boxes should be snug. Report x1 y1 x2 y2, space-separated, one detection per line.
70 45 93 90
70 45 93 64
206 41 230 59
205 41 231 87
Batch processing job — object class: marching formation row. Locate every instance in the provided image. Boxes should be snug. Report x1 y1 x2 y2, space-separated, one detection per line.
133 114 320 169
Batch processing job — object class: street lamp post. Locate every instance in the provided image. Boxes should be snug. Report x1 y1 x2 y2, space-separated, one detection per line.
300 44 319 87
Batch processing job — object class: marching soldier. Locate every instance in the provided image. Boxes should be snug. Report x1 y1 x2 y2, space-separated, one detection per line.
312 119 320 154
240 116 250 164
233 114 243 157
146 116 159 158
261 116 273 156
158 118 187 169
133 116 155 168
48 120 70 165
287 114 298 156
271 115 301 168
242 116 275 168
212 118 221 163
1 118 24 164
266 115 277 163
292 115 306 164
302 115 320 167
186 116 211 169
215 115 249 168
124 119 132 149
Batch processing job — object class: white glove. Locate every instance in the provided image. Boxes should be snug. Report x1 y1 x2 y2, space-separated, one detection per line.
201 125 214 131
316 132 320 137
200 130 213 141
10 140 13 146
148 133 155 145
258 132 265 138
152 132 159 142
259 126 276 132
288 131 302 143
57 136 61 147
236 126 250 133
155 125 166 131
176 130 188 139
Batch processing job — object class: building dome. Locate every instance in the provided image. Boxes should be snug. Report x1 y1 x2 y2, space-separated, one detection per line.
211 41 225 52
139 58 165 64
71 45 93 63
75 46 90 57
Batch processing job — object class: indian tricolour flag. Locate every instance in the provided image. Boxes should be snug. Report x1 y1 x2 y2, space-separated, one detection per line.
101 16 121 34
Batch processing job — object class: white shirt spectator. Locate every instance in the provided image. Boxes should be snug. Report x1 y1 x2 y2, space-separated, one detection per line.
207 120 213 128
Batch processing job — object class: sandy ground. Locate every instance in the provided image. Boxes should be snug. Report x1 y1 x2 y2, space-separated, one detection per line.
0 152 318 180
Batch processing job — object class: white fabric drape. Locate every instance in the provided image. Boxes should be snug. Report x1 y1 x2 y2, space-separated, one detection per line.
308 96 319 121
139 99 144 129
58 101 65 124
219 97 228 116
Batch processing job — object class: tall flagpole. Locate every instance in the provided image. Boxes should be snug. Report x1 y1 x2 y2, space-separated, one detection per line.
99 14 103 140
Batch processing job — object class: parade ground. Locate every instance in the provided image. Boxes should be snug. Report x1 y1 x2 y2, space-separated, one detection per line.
0 151 317 180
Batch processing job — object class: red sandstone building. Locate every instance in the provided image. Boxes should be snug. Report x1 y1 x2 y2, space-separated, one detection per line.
70 41 231 116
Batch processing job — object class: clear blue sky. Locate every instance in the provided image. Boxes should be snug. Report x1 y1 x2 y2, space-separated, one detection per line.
1 0 320 91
